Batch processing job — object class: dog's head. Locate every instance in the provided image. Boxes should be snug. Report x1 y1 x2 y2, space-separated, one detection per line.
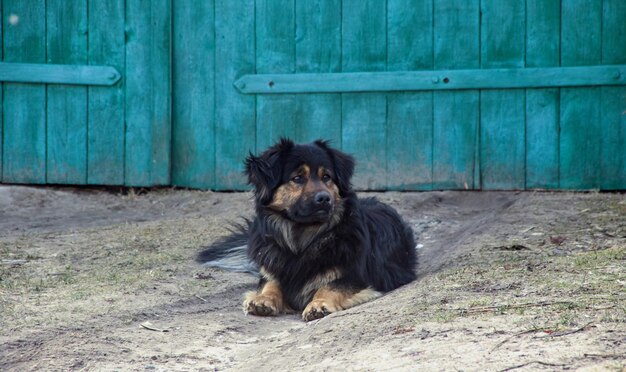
245 138 355 224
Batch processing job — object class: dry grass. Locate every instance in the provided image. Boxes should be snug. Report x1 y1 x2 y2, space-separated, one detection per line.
402 243 625 334
0 217 228 330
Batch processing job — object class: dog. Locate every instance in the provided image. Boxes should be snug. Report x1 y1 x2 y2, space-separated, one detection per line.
198 138 417 321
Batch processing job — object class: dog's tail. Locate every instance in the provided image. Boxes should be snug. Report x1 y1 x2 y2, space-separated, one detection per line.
196 223 258 274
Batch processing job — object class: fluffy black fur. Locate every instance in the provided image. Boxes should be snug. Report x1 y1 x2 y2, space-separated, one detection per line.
198 138 417 313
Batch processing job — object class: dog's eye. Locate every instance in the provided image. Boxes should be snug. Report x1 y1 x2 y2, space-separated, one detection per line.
321 174 332 182
291 175 305 184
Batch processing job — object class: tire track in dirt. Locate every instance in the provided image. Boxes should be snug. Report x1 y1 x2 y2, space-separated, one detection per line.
404 191 526 277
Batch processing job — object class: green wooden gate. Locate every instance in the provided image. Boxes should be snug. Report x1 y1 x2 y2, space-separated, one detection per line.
1 0 625 190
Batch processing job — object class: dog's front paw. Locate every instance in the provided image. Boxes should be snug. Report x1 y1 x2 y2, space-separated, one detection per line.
243 291 281 316
302 299 340 321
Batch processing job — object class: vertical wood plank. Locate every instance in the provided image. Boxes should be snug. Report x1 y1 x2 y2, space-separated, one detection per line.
125 0 171 186
433 0 480 190
172 0 215 188
88 0 125 185
525 0 560 189
2 0 46 183
560 0 602 189
480 0 525 190
600 0 626 190
46 0 88 184
256 0 296 151
0 0 3 180
342 0 387 190
295 0 341 144
214 0 255 189
387 0 433 190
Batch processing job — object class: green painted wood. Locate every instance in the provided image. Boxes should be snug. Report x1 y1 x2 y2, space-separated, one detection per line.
433 0 480 190
46 0 88 184
1 1 624 191
0 62 120 85
255 0 297 151
125 0 171 186
87 0 125 185
525 0 560 189
480 0 525 190
172 0 215 189
600 0 626 190
560 1 603 189
342 0 387 190
214 0 255 189
479 92 526 188
0 1 3 180
386 0 433 190
234 65 626 94
294 0 341 144
2 0 46 183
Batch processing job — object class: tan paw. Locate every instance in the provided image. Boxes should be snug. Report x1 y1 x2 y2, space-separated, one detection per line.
243 292 281 316
302 299 341 322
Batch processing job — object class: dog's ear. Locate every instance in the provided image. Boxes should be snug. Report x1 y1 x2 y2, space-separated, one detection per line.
315 140 355 194
245 138 294 203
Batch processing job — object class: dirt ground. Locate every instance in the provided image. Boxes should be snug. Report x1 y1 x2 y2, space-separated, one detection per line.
0 185 624 371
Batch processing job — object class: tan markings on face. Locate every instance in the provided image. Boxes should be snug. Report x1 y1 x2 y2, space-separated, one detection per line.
318 167 341 202
317 166 341 202
268 165 310 211
300 166 338 197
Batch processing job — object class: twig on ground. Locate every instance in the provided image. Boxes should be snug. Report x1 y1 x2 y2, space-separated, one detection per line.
195 294 208 302
499 360 566 372
583 353 625 359
491 323 595 353
451 301 575 314
1 259 28 265
544 322 594 338
140 321 169 332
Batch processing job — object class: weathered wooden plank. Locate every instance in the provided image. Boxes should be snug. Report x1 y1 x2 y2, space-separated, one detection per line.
433 0 480 189
255 0 297 151
0 62 120 85
600 0 626 189
0 1 3 180
480 0 525 190
87 0 125 185
294 0 341 144
234 65 626 94
560 0 602 189
125 0 171 186
172 0 215 188
46 0 88 184
525 0 560 189
214 0 255 189
294 0 341 73
2 0 46 183
480 92 526 188
341 0 387 190
387 0 433 190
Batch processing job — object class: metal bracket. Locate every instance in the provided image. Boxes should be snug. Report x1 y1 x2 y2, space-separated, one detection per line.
0 62 122 86
234 65 626 94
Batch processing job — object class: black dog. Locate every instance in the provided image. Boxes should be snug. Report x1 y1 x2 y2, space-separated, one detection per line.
198 139 416 321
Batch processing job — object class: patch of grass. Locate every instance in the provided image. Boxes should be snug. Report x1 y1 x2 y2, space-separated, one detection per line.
573 246 626 268
0 218 220 331
410 243 625 327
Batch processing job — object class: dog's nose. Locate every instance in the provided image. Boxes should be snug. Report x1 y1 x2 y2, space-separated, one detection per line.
314 191 331 205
